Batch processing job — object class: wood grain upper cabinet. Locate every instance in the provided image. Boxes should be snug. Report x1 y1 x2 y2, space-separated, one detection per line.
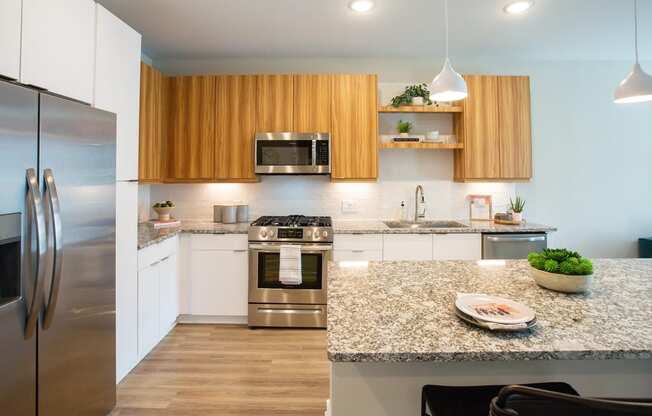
215 75 257 181
256 74 293 132
498 76 532 179
454 75 500 180
167 76 216 181
454 75 532 181
293 74 332 132
139 63 168 182
331 74 378 181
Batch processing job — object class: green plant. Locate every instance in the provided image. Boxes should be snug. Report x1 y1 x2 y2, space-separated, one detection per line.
390 83 433 107
153 200 175 208
510 196 525 213
527 249 593 276
397 120 413 134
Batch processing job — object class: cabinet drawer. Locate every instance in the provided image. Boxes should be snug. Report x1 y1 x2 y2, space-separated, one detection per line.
191 234 248 251
333 249 382 262
334 234 383 251
138 235 179 269
382 234 433 261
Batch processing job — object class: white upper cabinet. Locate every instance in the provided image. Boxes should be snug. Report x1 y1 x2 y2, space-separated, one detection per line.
21 0 96 103
0 0 22 80
94 4 142 180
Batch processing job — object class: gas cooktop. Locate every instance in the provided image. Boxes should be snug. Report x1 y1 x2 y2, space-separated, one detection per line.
249 215 333 243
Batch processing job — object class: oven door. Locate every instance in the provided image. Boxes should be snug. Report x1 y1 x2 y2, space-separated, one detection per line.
248 243 331 305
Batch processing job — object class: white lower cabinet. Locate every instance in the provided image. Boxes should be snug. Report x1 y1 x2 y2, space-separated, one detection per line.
382 234 433 261
333 235 383 261
433 234 482 260
188 235 249 322
137 236 179 361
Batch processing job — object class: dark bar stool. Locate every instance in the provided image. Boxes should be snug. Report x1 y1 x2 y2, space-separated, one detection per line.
490 385 652 416
421 382 578 416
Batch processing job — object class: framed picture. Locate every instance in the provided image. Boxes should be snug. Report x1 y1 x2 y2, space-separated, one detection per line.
468 195 493 221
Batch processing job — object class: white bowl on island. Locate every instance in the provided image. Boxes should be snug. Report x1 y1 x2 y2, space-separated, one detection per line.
530 267 593 293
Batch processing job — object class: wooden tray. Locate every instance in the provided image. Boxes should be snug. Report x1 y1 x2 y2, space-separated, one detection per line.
494 219 522 225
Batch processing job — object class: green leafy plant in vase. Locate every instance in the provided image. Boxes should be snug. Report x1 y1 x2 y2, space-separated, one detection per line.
509 196 525 222
390 83 433 107
397 120 413 137
527 249 594 293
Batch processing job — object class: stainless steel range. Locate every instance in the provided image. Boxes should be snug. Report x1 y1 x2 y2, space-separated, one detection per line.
248 215 333 328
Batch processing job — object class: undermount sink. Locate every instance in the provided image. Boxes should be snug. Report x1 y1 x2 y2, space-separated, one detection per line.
383 220 469 229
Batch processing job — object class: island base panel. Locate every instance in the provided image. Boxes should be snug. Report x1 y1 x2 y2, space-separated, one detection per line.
330 359 652 416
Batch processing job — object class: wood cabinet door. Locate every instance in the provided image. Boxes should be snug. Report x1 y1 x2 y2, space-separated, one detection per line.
167 76 216 180
293 74 332 132
460 75 501 180
331 74 378 180
498 76 532 179
215 75 257 180
138 63 166 182
256 74 293 132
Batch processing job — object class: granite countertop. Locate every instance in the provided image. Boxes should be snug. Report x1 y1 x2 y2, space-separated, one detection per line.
333 219 556 234
138 220 249 249
327 259 652 363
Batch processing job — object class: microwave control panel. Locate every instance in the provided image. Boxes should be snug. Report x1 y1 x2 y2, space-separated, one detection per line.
315 141 329 166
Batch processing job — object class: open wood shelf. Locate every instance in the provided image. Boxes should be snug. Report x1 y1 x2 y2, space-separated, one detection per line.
378 105 463 113
379 142 464 150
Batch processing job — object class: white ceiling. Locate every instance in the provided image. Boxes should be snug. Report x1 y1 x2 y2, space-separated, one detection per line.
98 0 652 61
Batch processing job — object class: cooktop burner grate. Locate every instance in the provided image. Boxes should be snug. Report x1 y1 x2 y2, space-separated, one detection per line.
251 215 332 227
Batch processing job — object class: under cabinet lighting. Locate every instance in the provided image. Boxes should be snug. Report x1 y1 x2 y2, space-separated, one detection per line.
503 1 534 15
349 0 374 13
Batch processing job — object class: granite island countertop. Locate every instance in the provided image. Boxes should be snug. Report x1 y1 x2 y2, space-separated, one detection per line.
327 259 652 363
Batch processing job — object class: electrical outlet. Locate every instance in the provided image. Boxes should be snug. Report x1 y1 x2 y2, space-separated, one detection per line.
341 200 359 213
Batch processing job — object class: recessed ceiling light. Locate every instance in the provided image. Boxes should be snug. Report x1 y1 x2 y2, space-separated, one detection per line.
349 0 374 13
503 0 534 15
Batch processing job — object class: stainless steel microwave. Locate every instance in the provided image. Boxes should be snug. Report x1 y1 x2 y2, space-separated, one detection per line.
254 132 330 174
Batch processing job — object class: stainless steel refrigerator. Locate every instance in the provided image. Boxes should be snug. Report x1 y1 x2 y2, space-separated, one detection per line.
0 80 116 415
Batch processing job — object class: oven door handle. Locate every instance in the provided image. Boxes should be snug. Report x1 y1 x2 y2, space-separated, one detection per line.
248 244 333 252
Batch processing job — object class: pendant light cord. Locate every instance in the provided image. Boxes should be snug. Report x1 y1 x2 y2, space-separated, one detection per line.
444 0 449 60
634 0 639 63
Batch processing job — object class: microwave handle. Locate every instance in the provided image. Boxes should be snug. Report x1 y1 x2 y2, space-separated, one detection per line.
312 140 317 166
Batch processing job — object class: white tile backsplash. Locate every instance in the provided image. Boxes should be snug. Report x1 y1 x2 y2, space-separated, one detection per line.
144 151 516 222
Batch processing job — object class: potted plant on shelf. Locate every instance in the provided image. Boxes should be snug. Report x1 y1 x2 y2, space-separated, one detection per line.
153 200 175 221
390 83 433 107
527 249 594 293
509 196 525 223
397 120 413 137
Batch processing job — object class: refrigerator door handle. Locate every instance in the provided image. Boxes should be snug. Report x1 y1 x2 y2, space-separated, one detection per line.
42 169 63 330
24 168 47 339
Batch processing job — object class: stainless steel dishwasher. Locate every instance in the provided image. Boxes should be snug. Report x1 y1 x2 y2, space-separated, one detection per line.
482 233 547 259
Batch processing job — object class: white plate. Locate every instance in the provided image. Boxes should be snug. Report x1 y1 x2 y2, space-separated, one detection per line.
455 294 535 325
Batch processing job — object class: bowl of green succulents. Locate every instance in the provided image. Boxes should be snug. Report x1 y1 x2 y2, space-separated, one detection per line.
527 249 593 293
152 200 175 221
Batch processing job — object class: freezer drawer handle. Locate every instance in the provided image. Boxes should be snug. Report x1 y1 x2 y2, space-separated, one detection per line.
42 169 63 330
24 168 47 339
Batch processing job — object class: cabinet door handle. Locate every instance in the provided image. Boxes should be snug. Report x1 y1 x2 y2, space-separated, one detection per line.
233 249 247 253
351 250 365 253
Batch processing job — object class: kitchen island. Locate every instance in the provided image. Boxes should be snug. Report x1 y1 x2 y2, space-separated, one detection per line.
328 259 652 416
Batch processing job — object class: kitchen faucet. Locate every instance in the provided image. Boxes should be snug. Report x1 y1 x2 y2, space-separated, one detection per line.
415 185 426 222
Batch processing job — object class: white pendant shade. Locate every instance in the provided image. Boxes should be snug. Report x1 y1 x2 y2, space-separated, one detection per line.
429 58 468 102
614 63 652 104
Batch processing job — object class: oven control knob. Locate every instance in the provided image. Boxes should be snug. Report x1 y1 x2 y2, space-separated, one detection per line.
313 230 320 239
260 230 268 239
322 230 329 238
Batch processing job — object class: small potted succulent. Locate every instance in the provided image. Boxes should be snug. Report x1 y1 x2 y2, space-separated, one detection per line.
397 120 413 137
390 83 433 107
509 196 525 223
527 249 594 293
152 200 175 221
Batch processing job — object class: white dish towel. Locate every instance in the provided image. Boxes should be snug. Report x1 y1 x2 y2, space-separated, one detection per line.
279 245 302 285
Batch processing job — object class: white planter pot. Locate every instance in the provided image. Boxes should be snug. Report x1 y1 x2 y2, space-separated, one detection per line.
411 97 425 106
530 266 593 293
399 132 409 137
512 212 523 222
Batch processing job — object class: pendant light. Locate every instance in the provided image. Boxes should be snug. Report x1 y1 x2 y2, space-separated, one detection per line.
614 0 652 104
429 0 467 102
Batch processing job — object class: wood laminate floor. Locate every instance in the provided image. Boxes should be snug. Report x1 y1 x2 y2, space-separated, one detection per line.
112 325 329 416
